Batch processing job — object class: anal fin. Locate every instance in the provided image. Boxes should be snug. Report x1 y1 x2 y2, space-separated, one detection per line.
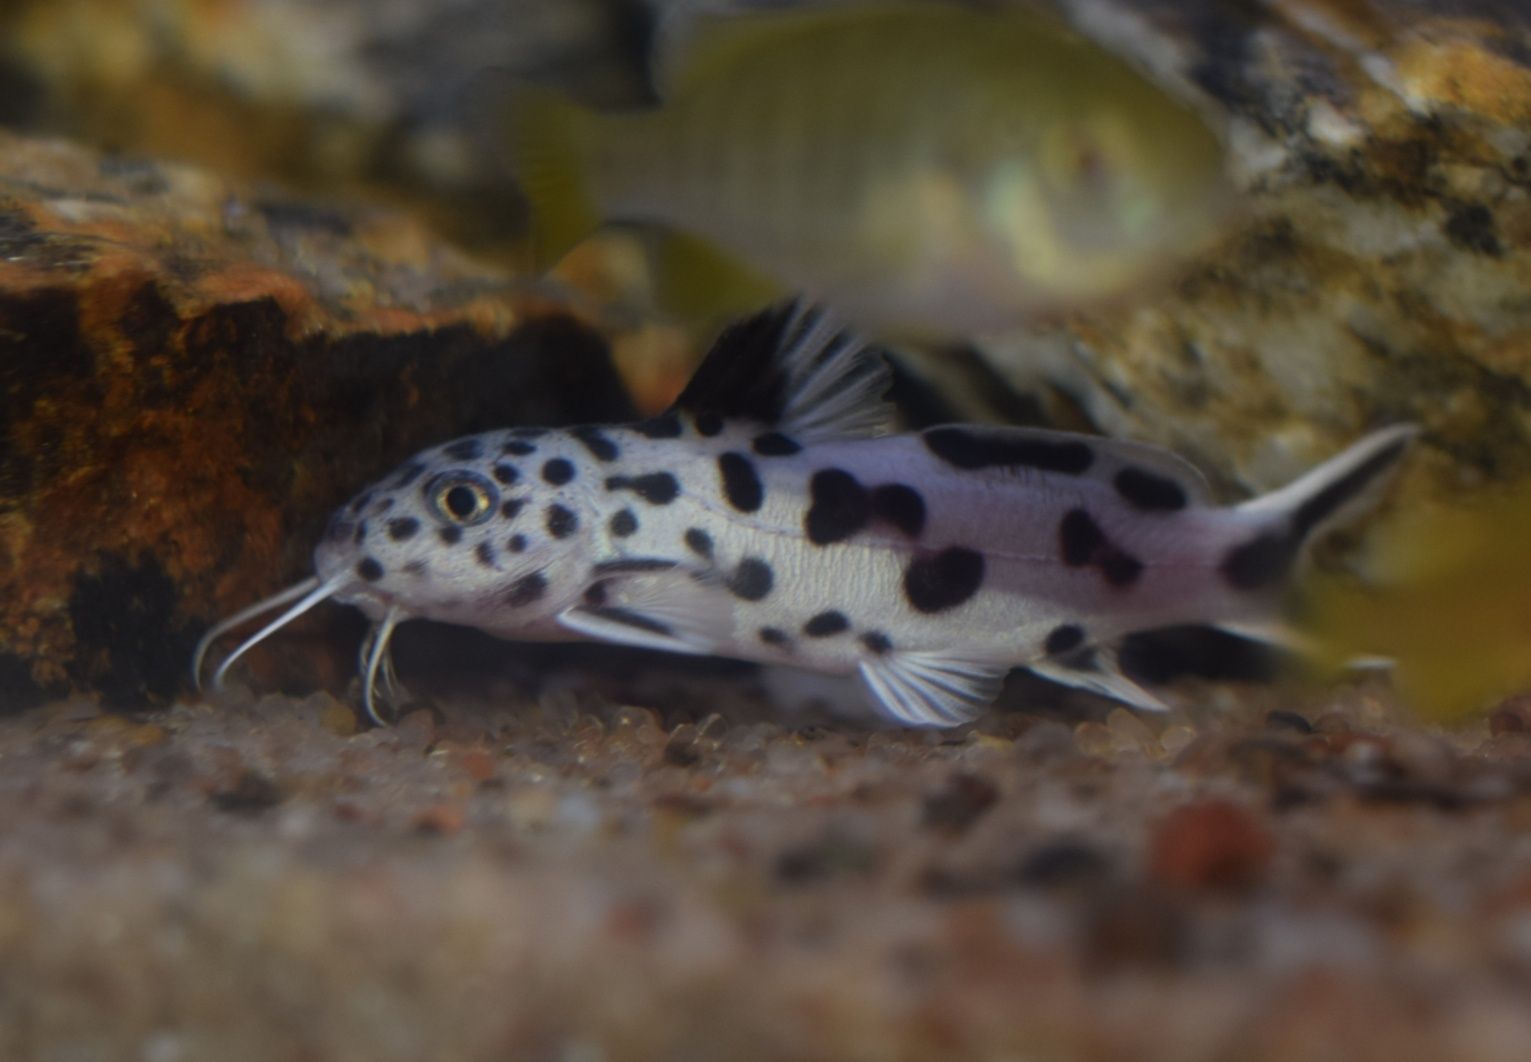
857 651 1009 728
1029 649 1171 713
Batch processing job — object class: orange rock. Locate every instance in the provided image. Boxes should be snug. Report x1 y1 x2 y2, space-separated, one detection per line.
1147 799 1275 895
0 131 632 709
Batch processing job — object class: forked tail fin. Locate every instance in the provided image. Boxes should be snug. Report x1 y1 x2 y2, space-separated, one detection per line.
1221 425 1419 591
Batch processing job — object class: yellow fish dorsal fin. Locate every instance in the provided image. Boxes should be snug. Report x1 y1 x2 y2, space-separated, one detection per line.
650 229 784 330
650 2 947 98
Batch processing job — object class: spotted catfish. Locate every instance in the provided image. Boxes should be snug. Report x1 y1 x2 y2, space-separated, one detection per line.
193 303 1415 727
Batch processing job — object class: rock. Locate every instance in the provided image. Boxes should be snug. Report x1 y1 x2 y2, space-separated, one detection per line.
920 771 1000 837
1147 798 1276 894
0 131 632 709
981 0 1531 507
0 0 651 251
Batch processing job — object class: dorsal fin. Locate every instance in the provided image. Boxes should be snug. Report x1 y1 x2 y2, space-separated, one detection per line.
651 3 923 99
671 300 895 441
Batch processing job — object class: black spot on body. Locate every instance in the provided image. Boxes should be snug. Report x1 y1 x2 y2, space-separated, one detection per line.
502 439 537 456
475 542 497 568
718 452 764 512
393 462 427 489
610 509 638 537
352 521 369 544
803 611 849 637
923 427 1094 475
805 469 869 545
348 490 375 514
904 547 985 613
694 412 724 437
542 458 575 486
507 534 527 553
492 464 520 485
584 583 608 606
1059 509 1105 567
861 631 892 655
871 484 926 538
438 526 463 545
1101 552 1143 587
357 558 384 582
606 472 679 505
387 517 419 541
684 528 714 558
443 438 483 461
500 498 525 521
753 432 801 456
759 627 791 648
1044 624 1086 656
632 412 683 439
505 571 547 606
1114 467 1188 512
546 504 578 539
571 425 620 461
1059 508 1143 588
1220 532 1297 590
728 558 774 601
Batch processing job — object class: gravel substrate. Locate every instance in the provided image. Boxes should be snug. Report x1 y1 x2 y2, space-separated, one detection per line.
5 677 1531 1061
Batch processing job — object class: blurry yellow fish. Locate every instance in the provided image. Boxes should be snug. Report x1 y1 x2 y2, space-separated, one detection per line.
1309 486 1531 722
482 2 1232 338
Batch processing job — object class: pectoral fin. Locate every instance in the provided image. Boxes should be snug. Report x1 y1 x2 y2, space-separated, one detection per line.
556 564 733 656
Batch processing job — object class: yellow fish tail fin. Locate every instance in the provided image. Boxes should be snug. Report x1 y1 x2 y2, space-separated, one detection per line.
475 75 603 268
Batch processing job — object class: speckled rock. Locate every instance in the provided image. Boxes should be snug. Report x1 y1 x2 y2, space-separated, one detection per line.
0 131 631 709
981 0 1531 503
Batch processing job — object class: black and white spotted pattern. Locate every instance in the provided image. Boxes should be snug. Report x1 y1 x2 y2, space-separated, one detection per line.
291 302 1414 732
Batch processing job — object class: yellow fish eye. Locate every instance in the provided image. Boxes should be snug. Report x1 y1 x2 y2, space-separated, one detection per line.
427 472 499 526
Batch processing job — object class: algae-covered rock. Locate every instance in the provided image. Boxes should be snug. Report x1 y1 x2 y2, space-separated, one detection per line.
0 131 630 709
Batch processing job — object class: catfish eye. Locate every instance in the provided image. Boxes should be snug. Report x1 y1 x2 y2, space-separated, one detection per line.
426 472 498 526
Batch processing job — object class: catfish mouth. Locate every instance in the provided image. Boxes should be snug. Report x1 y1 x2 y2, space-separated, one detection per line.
191 571 412 726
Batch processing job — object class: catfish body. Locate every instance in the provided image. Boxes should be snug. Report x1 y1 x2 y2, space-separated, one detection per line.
196 304 1414 727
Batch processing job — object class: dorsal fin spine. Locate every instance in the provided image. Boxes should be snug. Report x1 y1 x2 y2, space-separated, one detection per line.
670 299 895 440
